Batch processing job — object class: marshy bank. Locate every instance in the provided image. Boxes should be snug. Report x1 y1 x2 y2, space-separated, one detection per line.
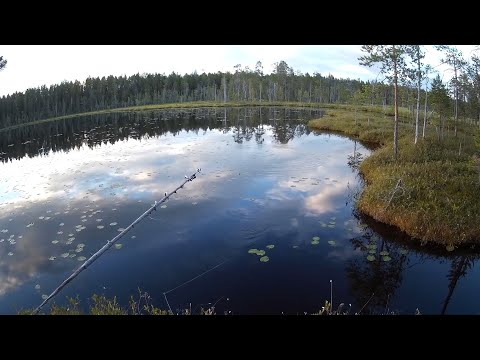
309 108 480 247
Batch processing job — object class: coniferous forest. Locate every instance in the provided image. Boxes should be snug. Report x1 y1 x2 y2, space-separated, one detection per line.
0 60 438 129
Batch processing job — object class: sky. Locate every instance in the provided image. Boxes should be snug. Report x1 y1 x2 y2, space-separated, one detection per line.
0 45 478 97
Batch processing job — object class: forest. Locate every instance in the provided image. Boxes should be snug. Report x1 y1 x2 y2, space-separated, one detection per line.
0 58 466 130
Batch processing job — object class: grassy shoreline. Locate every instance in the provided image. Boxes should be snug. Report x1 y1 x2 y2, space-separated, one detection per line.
309 109 480 247
0 101 410 132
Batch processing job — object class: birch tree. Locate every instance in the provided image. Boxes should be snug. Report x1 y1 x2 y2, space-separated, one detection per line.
435 46 467 136
406 46 425 144
359 45 409 160
466 55 480 125
422 65 434 138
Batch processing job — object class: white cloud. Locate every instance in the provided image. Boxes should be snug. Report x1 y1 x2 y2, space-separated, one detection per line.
2 45 475 97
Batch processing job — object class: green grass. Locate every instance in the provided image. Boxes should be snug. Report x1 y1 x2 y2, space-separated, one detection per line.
20 292 173 315
309 108 480 246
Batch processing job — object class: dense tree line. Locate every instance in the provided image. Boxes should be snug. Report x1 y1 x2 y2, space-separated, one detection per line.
0 60 428 129
2 49 480 132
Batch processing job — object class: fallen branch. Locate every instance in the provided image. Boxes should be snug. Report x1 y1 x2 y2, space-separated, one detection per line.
385 178 405 209
33 169 201 315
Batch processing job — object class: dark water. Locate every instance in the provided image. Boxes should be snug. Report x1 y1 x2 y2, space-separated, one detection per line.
0 107 479 315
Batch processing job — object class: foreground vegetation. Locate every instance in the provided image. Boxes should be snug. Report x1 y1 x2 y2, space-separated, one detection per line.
19 293 420 315
309 108 480 246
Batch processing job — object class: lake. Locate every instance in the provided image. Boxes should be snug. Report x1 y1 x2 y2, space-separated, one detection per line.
0 106 479 315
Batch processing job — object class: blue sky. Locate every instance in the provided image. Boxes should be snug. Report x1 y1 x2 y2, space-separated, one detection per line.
0 45 477 97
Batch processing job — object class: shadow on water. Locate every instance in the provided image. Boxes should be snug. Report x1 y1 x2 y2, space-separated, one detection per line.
0 107 321 163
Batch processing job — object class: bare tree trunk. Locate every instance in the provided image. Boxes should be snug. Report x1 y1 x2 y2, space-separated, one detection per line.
454 60 458 137
415 48 421 144
422 78 429 139
393 50 399 160
223 76 227 104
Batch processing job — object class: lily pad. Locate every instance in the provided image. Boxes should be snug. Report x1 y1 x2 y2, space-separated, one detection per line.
114 243 123 249
51 240 59 244
97 225 104 229
35 284 41 290
311 240 320 245
400 249 408 255
61 252 69 258
382 256 392 262
266 245 275 249
7 252 13 256
312 236 320 241
256 250 266 256
161 205 167 209
248 249 259 254
77 256 87 261
292 245 299 249
259 256 269 262
368 249 376 254
367 255 376 261
328 240 336 246
48 256 56 261
379 250 389 256
41 294 48 300
446 244 455 252
109 222 117 226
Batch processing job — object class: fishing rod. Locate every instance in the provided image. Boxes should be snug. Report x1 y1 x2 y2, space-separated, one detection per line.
33 169 201 315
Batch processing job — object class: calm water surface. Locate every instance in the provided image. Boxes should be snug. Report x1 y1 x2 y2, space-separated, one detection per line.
0 107 479 314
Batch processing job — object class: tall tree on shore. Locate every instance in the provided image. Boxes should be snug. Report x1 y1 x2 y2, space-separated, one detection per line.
359 45 409 160
435 46 467 136
429 75 451 140
255 61 264 102
422 65 434 139
406 46 425 144
0 56 6 72
466 55 480 124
